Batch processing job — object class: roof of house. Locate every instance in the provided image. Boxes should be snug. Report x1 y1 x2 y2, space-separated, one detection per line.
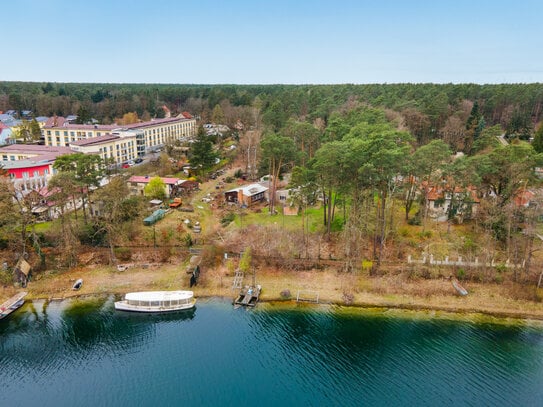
129 176 182 185
426 184 480 203
70 134 119 146
44 116 118 131
120 116 193 130
513 189 535 207
43 115 193 131
226 183 268 196
0 114 17 125
0 144 73 165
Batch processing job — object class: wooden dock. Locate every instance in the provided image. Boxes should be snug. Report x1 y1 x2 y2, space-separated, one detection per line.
234 285 261 308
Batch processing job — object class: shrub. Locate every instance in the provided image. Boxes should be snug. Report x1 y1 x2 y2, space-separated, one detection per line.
78 223 106 246
495 263 507 273
456 268 466 280
280 289 291 299
221 212 235 227
114 247 132 261
417 230 432 239
183 233 193 247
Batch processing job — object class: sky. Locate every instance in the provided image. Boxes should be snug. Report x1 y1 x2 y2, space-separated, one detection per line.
3 0 543 84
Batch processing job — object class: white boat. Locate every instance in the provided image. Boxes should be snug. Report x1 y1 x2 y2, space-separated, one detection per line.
114 291 196 313
72 278 83 290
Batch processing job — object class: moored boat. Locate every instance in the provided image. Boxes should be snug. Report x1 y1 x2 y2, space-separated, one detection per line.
114 291 196 313
451 278 468 296
72 278 83 290
0 292 27 320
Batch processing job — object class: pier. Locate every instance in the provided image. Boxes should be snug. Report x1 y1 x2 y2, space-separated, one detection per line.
234 285 261 308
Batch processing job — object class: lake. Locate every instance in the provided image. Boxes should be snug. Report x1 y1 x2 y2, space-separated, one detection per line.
1 297 543 406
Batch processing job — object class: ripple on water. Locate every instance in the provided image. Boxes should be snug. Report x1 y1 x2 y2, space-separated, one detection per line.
2 298 543 406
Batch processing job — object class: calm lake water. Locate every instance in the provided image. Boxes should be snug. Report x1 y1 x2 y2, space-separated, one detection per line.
1 297 543 406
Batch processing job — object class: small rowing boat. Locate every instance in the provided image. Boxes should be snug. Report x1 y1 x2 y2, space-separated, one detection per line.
0 292 27 320
72 278 83 290
451 278 468 296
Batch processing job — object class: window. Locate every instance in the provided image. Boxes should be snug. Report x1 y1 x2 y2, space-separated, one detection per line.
33 170 39 177
44 169 49 175
22 172 29 179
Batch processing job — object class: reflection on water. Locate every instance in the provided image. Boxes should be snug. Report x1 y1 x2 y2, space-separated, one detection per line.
1 298 543 406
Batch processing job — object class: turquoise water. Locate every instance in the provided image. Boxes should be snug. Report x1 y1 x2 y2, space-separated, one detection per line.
1 297 543 406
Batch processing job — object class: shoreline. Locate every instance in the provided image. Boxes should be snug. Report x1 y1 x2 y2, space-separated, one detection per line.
4 263 543 324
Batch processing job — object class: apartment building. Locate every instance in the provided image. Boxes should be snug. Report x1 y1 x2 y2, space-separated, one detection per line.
70 133 138 164
42 113 196 151
0 144 73 194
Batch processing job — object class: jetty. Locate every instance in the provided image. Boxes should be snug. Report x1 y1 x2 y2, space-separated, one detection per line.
234 285 261 308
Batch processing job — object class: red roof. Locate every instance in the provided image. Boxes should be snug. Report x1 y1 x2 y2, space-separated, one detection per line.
513 189 535 207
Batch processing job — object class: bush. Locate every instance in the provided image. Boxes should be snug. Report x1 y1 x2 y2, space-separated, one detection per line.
417 230 433 239
456 268 466 280
114 247 132 261
280 289 291 299
183 234 193 247
221 212 235 227
78 223 106 246
495 263 507 273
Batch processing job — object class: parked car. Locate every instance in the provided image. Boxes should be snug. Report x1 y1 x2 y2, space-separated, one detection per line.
134 157 143 164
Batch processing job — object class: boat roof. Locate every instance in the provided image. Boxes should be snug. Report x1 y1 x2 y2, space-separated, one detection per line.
124 291 194 301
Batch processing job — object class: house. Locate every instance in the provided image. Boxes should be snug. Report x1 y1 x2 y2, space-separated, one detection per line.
426 184 480 221
0 123 13 145
128 176 198 198
513 189 535 208
224 183 268 207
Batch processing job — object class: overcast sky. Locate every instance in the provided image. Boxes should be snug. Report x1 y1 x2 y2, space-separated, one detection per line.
3 0 542 84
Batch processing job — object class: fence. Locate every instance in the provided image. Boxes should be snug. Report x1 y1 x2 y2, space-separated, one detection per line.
407 254 524 269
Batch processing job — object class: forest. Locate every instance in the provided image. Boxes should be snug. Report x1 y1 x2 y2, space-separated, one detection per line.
2 81 543 289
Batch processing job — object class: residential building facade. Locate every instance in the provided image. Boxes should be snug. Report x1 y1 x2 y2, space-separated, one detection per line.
0 145 73 194
42 114 196 152
70 133 138 164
